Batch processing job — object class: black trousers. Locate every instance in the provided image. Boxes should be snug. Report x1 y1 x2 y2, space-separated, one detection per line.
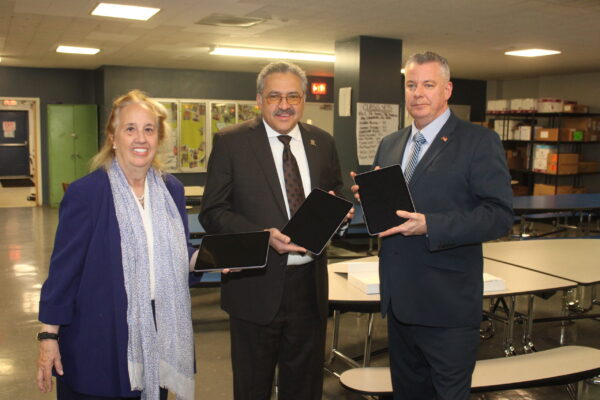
229 262 327 400
387 311 479 400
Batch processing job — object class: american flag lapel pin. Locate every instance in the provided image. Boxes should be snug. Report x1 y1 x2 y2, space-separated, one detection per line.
310 139 317 146
441 136 448 142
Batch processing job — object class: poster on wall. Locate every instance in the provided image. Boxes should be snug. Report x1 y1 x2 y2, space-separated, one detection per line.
158 101 179 172
211 103 236 136
180 102 207 172
238 103 261 122
356 102 400 165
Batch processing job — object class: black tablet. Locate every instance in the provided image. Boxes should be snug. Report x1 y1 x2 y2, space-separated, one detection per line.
353 164 416 235
194 231 270 272
281 188 353 255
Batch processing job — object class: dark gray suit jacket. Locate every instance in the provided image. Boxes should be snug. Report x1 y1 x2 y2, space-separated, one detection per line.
374 112 513 328
200 118 343 325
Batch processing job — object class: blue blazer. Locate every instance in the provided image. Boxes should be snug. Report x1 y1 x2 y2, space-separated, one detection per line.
374 113 514 328
38 168 193 397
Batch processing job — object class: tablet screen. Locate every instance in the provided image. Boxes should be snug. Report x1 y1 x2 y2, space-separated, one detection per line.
281 188 352 255
353 165 416 235
194 231 270 272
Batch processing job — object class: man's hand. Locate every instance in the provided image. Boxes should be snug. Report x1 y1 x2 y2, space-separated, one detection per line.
266 228 307 254
349 171 360 202
379 210 427 238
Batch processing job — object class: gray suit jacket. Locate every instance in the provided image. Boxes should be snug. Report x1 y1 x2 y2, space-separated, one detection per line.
200 118 343 324
374 112 513 327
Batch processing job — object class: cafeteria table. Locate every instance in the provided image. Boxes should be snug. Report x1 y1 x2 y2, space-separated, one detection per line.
326 255 576 375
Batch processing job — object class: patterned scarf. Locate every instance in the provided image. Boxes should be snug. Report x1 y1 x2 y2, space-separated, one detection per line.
108 160 194 400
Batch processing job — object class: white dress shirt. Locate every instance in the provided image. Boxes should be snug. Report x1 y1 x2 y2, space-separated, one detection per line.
264 120 315 265
402 108 451 172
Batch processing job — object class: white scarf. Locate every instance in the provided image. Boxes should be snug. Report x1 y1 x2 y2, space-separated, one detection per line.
108 160 194 400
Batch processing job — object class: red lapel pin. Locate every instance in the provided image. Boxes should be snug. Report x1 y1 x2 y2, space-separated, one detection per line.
441 136 448 142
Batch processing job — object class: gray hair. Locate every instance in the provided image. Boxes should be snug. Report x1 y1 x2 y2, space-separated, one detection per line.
256 61 308 94
405 51 451 81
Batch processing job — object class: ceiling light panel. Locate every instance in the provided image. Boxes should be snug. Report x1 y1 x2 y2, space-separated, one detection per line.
505 49 562 57
210 47 335 63
56 45 100 55
91 3 160 21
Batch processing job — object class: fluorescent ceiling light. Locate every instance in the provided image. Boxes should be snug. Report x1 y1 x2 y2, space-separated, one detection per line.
56 45 100 55
210 47 335 63
91 3 160 21
505 49 561 57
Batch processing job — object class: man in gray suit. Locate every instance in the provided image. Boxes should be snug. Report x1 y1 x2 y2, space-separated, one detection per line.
353 51 513 399
201 61 345 400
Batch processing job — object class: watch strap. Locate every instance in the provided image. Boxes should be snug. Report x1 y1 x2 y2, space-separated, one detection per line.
37 332 59 341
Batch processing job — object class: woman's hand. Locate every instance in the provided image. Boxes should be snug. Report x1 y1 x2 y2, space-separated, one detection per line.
36 337 63 392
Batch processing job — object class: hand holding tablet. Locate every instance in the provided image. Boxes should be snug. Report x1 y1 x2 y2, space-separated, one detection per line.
353 165 416 235
281 188 353 255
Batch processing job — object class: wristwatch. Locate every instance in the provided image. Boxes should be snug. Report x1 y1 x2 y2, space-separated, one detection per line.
37 332 59 341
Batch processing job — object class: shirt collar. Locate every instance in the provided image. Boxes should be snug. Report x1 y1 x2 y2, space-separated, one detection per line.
263 119 302 142
411 108 451 143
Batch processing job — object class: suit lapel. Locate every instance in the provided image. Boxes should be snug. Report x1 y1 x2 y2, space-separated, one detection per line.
392 127 411 167
409 113 458 187
299 123 320 189
246 118 288 219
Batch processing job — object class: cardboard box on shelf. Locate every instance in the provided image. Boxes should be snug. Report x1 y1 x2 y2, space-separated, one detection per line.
585 131 599 142
535 128 559 141
512 185 529 196
560 117 600 132
493 119 520 139
506 149 524 170
487 99 511 114
518 125 542 141
559 128 585 142
533 184 574 195
563 103 589 113
538 98 564 113
578 161 599 173
546 153 579 175
532 144 555 172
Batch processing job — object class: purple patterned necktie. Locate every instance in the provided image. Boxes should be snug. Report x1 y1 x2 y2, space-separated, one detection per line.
278 135 305 216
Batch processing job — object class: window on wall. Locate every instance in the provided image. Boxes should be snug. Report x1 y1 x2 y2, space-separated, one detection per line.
155 98 260 173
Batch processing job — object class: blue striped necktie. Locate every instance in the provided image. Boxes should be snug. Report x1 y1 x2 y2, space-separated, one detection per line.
404 131 427 182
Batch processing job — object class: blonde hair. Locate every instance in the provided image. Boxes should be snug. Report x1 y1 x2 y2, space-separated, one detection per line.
90 89 170 171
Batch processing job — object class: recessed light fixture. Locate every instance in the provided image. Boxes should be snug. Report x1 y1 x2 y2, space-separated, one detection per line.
56 45 101 55
91 3 160 21
505 49 561 57
210 47 335 63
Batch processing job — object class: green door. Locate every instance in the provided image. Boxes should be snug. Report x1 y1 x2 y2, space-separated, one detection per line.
47 105 98 207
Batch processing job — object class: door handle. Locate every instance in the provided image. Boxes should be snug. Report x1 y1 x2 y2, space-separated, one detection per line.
0 143 27 147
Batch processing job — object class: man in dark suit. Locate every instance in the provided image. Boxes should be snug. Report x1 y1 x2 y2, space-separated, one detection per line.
353 52 513 399
200 61 344 400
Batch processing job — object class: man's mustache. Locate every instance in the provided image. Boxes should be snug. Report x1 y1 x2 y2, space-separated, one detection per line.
274 108 295 116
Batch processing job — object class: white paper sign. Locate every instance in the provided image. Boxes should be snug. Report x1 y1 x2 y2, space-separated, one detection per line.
356 103 399 165
338 87 352 117
3 121 16 138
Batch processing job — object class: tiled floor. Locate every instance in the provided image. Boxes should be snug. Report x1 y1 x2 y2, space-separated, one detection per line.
1 206 599 400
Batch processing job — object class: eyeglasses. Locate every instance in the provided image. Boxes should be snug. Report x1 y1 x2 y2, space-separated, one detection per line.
264 93 303 105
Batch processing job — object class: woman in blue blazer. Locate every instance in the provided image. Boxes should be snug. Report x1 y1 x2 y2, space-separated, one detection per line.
36 90 197 400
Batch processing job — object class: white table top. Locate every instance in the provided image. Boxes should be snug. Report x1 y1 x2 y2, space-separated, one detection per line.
184 186 204 197
328 256 576 304
483 239 600 285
